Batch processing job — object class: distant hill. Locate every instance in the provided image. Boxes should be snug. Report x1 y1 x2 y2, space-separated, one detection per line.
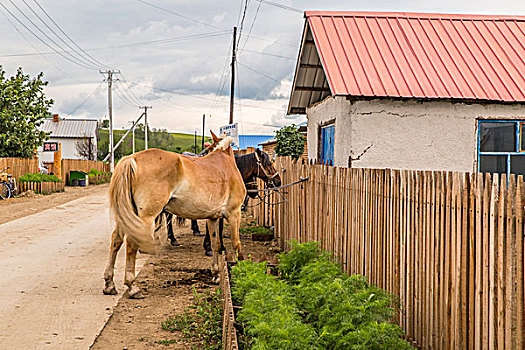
97 128 211 161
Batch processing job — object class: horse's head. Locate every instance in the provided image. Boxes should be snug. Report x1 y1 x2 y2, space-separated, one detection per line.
254 148 281 188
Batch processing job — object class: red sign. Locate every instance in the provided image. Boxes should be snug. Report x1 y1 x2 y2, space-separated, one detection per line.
43 142 58 152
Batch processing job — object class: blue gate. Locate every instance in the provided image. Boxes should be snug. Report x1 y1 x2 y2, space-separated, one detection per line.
320 124 335 165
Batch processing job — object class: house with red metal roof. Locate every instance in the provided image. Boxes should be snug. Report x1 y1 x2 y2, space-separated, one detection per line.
288 11 525 176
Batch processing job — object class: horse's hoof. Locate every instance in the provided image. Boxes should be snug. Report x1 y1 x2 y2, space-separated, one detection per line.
127 290 146 299
103 287 118 295
237 252 245 261
193 232 205 237
170 241 182 247
205 250 213 257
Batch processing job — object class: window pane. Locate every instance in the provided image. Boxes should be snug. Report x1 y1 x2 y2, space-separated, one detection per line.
511 156 525 177
520 123 525 152
479 122 516 152
480 155 507 174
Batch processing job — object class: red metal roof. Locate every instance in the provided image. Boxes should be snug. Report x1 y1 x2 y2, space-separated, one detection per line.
305 11 525 102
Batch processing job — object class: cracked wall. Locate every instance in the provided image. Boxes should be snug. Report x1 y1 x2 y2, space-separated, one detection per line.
307 97 525 171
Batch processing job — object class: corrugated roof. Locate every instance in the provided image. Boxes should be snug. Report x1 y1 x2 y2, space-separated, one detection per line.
40 118 98 138
288 11 525 113
238 135 274 149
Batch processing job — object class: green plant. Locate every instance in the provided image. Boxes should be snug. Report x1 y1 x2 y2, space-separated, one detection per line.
275 125 305 160
161 288 222 349
239 225 273 236
231 242 414 350
19 172 61 183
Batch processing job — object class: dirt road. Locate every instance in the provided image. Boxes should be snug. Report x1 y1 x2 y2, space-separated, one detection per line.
0 185 146 349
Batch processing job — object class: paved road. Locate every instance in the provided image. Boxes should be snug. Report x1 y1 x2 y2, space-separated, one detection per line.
0 189 146 349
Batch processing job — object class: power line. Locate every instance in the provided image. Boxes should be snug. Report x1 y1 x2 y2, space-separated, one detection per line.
238 61 280 83
116 72 144 106
0 5 88 83
68 81 104 114
256 0 302 13
21 0 103 69
239 0 262 54
0 31 230 58
31 0 109 69
135 0 224 31
236 0 250 48
113 81 140 107
0 1 97 70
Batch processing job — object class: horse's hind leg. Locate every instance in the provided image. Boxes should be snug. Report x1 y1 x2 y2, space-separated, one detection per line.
207 218 220 283
124 239 144 299
165 213 181 246
103 228 123 295
227 208 243 260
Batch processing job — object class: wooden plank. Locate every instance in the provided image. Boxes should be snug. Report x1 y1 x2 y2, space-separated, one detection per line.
489 173 499 350
516 175 524 350
483 174 492 349
497 174 506 349
475 173 483 350
444 172 453 349
505 174 516 350
461 173 469 350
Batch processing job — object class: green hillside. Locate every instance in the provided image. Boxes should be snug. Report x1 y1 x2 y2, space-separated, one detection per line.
98 127 211 161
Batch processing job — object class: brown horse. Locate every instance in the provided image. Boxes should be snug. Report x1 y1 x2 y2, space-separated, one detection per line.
103 132 246 298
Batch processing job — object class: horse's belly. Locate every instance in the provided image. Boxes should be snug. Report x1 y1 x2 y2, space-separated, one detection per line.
164 197 223 220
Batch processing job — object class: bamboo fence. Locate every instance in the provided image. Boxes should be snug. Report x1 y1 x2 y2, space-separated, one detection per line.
249 156 525 350
220 255 238 350
62 159 110 185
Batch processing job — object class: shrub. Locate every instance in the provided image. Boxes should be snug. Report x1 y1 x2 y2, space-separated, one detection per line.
19 172 61 182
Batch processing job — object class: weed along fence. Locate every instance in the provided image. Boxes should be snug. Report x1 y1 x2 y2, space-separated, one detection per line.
255 157 525 350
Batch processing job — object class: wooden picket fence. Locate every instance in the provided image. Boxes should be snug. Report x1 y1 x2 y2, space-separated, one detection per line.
0 157 38 181
219 255 238 350
18 181 65 194
250 156 525 350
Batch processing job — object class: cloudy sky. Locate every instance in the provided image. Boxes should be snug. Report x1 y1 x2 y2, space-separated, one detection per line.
1 0 525 136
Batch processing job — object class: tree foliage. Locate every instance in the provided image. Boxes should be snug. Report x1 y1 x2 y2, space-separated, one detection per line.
0 67 53 157
275 124 305 159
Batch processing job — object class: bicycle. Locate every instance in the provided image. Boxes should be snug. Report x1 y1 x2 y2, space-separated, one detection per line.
0 166 17 199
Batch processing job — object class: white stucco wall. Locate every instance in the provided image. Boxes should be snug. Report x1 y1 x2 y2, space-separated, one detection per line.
307 97 525 172
38 137 98 163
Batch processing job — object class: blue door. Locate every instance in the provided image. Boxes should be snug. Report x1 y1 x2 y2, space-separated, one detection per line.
320 124 335 165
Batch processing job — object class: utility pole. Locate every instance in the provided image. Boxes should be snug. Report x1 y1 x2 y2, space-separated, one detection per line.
201 114 205 150
229 26 237 125
194 131 197 153
140 106 152 149
128 120 135 153
100 69 120 172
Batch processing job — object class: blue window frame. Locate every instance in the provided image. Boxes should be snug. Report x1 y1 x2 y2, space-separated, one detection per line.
477 120 525 178
320 124 335 165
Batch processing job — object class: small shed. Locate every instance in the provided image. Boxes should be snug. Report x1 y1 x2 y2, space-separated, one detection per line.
288 11 525 176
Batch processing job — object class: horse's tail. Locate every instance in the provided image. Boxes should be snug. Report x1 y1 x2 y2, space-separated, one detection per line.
109 156 155 254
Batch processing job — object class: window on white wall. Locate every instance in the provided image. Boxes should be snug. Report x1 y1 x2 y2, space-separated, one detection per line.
478 120 525 177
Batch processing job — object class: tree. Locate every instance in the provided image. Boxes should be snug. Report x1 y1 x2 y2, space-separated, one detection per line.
0 67 53 157
75 137 96 160
275 124 305 160
100 119 109 128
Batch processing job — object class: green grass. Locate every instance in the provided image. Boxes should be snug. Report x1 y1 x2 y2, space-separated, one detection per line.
240 225 273 235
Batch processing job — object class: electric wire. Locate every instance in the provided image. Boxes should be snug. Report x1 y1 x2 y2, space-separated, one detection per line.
113 82 140 108
68 80 104 115
21 0 103 69
135 0 224 31
256 0 302 13
239 0 262 55
238 61 280 83
5 0 98 70
0 31 230 58
31 0 109 69
116 72 144 106
0 5 89 83
236 0 249 48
